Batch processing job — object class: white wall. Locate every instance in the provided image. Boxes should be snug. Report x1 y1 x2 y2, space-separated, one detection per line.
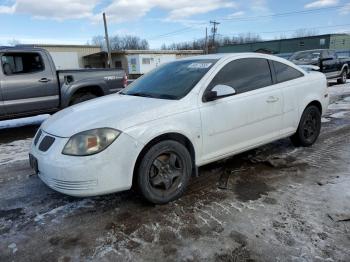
127 54 176 75
49 51 80 69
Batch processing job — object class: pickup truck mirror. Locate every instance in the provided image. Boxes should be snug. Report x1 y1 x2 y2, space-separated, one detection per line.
205 84 236 102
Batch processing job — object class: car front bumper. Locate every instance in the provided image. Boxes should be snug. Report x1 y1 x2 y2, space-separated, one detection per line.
30 130 143 197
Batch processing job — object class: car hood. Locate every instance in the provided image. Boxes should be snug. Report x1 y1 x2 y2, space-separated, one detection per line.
42 94 181 138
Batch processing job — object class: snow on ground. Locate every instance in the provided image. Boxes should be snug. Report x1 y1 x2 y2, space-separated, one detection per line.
0 114 49 130
0 138 32 165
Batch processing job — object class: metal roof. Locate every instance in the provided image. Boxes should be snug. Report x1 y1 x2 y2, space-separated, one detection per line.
84 49 204 58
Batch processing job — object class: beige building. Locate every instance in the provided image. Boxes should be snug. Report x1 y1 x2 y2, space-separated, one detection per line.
84 50 204 77
22 44 102 69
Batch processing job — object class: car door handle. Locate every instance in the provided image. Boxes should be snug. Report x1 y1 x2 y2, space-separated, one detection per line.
38 78 51 83
266 96 279 103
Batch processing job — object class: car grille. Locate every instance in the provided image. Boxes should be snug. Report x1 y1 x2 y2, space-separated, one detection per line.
34 129 42 146
40 175 98 191
38 136 55 152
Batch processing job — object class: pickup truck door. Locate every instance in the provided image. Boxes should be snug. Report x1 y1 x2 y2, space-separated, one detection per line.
0 51 59 115
199 58 283 162
321 50 341 78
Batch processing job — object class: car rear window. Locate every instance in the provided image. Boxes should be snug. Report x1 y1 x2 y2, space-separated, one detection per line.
273 61 304 83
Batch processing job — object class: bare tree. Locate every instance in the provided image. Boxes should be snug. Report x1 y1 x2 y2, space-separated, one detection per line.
160 32 262 51
8 39 21 46
292 28 319 38
91 35 149 50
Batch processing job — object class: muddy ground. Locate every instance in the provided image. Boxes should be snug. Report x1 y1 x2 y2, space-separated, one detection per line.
1 83 350 262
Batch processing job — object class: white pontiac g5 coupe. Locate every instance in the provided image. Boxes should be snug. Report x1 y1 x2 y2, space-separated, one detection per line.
29 53 329 204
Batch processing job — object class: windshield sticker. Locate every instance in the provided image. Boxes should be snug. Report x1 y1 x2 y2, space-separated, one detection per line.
188 63 212 69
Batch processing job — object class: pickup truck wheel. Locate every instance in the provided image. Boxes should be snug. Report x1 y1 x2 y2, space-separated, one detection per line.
337 70 347 84
290 105 321 147
137 140 192 204
70 92 97 105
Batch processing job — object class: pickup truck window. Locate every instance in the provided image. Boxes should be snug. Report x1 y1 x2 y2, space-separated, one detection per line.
273 61 304 83
1 52 44 76
208 58 273 94
121 59 218 100
290 51 321 62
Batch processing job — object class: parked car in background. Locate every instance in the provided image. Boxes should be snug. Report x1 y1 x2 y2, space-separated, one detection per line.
289 49 350 84
30 53 329 204
0 47 127 120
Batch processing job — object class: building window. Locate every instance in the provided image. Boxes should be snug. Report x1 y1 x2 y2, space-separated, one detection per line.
142 58 153 64
343 39 346 45
320 39 325 46
115 61 122 68
130 58 137 65
299 41 305 47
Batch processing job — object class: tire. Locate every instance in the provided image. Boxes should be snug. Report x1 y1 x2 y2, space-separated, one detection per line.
290 105 321 147
137 140 192 204
70 92 97 105
337 69 347 84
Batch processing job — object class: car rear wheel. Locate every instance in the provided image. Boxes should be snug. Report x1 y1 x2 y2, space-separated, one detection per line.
290 105 321 147
137 140 192 204
337 69 347 84
70 92 97 105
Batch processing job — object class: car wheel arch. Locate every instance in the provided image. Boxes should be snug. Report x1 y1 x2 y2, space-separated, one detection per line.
70 85 104 99
132 132 197 186
306 100 322 115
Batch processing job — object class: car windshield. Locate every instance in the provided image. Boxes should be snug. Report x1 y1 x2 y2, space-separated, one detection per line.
290 51 321 62
121 59 218 100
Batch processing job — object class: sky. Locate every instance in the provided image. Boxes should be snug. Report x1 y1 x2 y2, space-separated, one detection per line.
0 0 350 48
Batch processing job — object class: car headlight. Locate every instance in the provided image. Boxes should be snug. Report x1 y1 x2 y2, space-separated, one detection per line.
62 128 120 156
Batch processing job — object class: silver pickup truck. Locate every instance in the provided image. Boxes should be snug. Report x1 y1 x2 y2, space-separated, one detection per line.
0 47 127 120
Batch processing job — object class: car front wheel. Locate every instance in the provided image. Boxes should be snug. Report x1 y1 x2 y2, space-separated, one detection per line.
291 105 321 147
137 140 192 204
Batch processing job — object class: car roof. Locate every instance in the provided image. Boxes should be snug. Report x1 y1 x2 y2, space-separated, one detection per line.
180 52 288 62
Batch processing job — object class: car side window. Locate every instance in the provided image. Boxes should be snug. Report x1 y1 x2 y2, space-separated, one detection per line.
272 61 304 84
208 58 273 95
1 52 44 76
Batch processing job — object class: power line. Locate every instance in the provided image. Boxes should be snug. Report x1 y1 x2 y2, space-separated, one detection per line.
221 4 348 22
148 4 349 41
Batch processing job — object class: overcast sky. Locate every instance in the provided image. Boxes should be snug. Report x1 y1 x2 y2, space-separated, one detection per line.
0 0 349 48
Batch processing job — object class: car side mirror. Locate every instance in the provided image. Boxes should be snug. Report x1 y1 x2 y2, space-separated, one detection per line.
205 84 236 102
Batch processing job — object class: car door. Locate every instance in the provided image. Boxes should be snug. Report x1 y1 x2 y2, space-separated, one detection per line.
270 60 306 135
199 58 283 162
0 51 59 115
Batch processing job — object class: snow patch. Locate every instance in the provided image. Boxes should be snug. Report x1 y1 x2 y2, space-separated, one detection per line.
329 111 349 119
34 199 95 223
8 243 17 254
0 138 32 165
0 114 49 130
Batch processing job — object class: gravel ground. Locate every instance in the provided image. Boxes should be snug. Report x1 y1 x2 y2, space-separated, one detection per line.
1 82 350 262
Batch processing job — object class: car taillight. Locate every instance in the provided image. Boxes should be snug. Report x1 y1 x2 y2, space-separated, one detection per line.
123 74 128 88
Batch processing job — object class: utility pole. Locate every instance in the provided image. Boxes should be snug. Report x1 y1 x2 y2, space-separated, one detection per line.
204 27 208 54
210 20 220 53
103 12 112 68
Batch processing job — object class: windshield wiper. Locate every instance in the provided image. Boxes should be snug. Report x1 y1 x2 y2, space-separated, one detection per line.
126 92 156 98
